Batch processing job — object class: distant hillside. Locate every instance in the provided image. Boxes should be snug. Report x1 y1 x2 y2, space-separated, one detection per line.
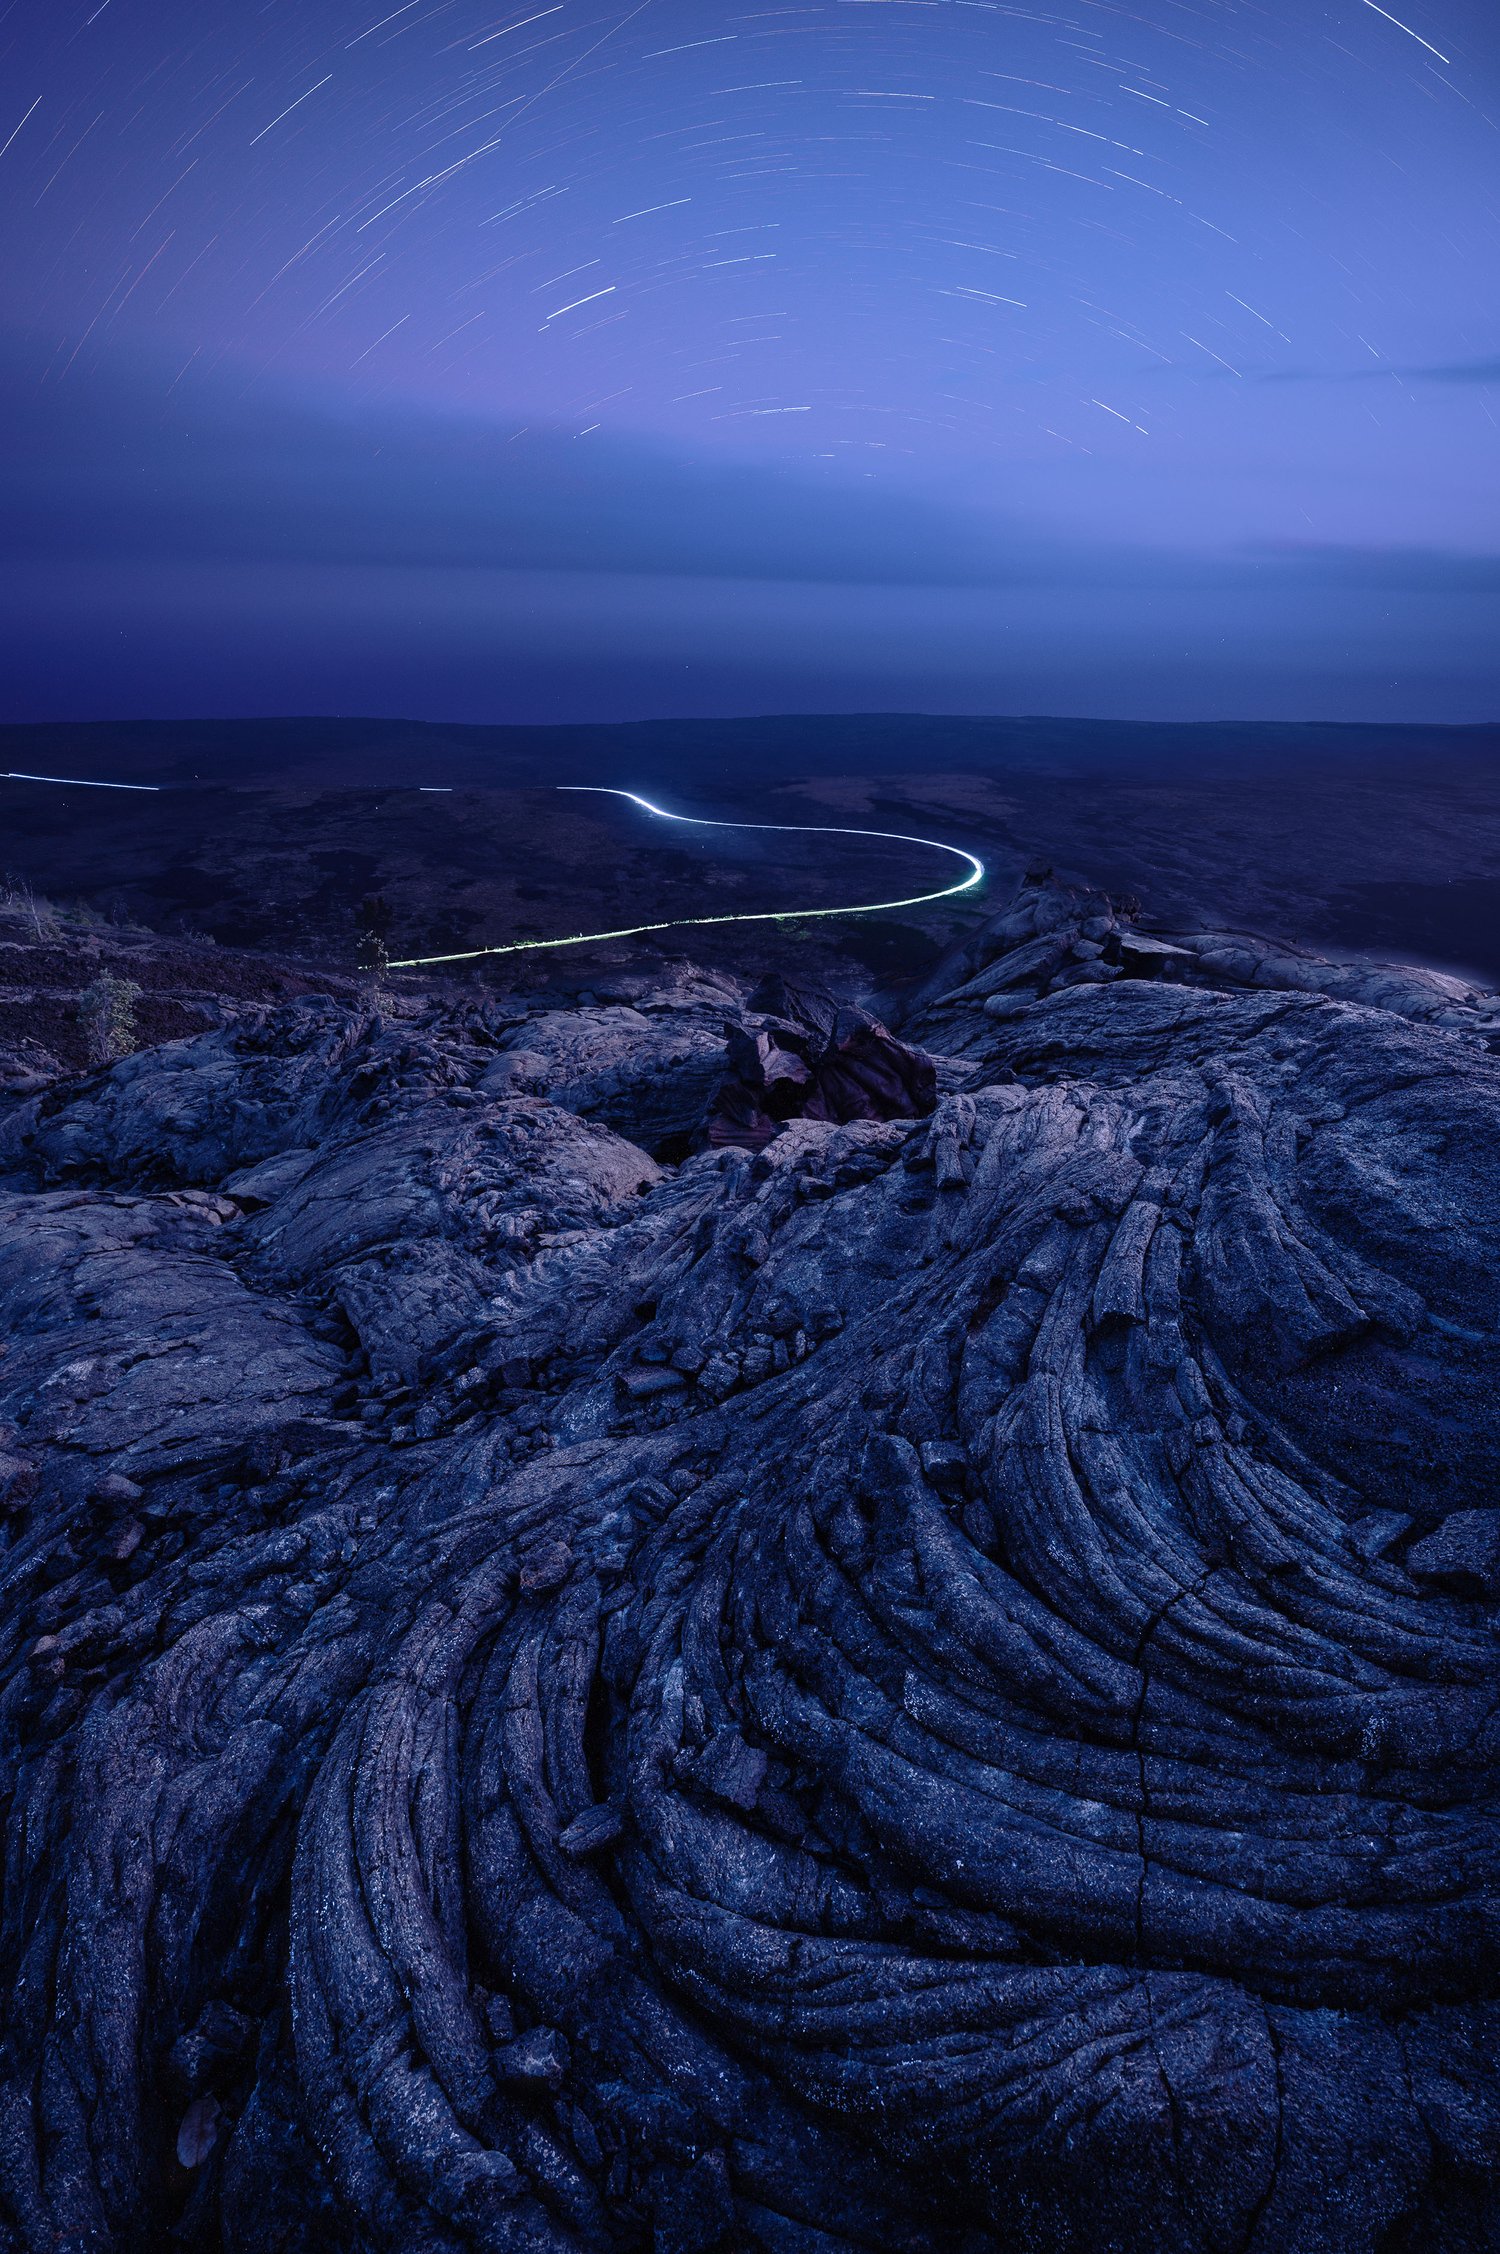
3 710 1499 791
4 713 1500 987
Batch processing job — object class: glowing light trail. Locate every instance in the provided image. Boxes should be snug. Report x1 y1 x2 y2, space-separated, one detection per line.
1358 1 1450 63
387 786 985 968
3 771 160 791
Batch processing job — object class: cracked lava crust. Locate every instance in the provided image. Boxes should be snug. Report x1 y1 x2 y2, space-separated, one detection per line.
1 872 1498 2252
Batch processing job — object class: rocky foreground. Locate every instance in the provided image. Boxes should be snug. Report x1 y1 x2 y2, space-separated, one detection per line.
1 874 1498 2252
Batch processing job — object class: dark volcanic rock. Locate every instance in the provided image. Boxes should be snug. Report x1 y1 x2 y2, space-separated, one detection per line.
1 881 1499 2252
478 969 739 1157
706 971 940 1149
1408 1512 1500 1597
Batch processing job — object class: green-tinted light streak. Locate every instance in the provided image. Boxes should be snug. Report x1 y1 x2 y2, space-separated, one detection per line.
387 786 985 969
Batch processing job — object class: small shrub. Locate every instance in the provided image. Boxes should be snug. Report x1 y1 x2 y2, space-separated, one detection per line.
1 874 56 939
358 930 391 988
358 895 394 992
77 973 141 1067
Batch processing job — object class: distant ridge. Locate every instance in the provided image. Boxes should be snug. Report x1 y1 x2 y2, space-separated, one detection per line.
2 711 1498 794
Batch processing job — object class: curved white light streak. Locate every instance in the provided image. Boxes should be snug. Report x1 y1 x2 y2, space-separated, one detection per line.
388 785 984 968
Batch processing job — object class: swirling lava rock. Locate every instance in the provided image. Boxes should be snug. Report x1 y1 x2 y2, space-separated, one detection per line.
1 890 1498 2252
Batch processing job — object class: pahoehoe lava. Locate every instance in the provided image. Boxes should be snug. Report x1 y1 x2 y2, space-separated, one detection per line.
1 867 1498 2252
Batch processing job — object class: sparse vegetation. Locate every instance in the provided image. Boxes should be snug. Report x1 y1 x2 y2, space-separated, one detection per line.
1 873 57 940
358 892 394 991
77 972 141 1066
358 929 391 989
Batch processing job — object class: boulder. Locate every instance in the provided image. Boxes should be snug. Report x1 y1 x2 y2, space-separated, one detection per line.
1408 1510 1500 1596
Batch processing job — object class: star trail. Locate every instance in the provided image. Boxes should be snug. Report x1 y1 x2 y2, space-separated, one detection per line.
0 0 1495 720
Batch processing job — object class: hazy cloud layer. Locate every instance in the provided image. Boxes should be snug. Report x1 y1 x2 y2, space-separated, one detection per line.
3 337 1496 598
0 338 1025 586
1261 356 1500 387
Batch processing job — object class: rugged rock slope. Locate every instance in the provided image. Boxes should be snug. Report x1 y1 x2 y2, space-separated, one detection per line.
1 878 1498 2253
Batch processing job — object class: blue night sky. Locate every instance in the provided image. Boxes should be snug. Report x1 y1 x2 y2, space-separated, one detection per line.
0 0 1496 723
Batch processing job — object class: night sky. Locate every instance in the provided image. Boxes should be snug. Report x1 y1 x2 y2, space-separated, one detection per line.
1 0 1496 724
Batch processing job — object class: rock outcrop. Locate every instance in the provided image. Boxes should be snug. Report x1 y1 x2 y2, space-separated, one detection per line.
705 973 940 1150
1 880 1498 2252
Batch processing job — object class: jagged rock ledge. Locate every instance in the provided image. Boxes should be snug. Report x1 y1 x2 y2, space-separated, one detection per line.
1 874 1498 2252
